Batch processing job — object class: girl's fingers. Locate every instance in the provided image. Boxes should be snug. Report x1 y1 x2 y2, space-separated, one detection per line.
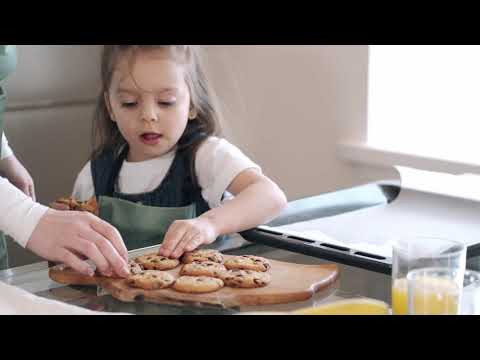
170 233 197 259
184 235 204 253
159 224 187 258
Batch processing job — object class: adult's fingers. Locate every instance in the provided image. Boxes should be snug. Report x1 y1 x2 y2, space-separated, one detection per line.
81 224 129 278
19 184 29 197
89 215 129 262
57 248 94 277
68 237 111 276
69 249 88 261
30 184 36 202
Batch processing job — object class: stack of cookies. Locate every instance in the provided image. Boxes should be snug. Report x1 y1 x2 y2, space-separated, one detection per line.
125 249 272 294
54 196 99 215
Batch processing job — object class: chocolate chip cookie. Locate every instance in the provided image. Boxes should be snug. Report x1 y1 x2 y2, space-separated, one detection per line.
180 261 227 278
172 276 224 294
55 196 99 215
128 260 144 275
127 270 175 290
224 255 271 272
134 254 180 271
95 259 144 278
181 249 224 264
221 269 271 288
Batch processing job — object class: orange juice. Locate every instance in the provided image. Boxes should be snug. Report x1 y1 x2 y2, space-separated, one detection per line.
410 276 459 315
392 278 409 315
292 298 390 315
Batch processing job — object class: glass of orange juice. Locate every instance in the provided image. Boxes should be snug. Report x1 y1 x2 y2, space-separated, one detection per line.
460 270 480 315
407 267 462 315
391 237 466 315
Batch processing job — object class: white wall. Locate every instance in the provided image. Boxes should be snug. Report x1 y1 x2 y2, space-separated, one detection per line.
3 45 101 204
5 105 95 203
5 45 101 104
203 45 375 201
5 45 382 205
5 45 381 204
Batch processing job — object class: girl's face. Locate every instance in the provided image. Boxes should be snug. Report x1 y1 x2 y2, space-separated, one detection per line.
107 49 191 162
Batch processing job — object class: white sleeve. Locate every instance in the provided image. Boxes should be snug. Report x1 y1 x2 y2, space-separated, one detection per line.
1 133 14 160
0 281 130 314
0 176 49 248
195 137 262 209
72 161 95 201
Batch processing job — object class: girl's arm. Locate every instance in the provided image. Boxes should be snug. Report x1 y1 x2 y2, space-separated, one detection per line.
201 168 287 235
159 168 287 259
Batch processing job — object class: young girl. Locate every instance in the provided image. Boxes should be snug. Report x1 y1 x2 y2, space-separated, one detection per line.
66 45 287 260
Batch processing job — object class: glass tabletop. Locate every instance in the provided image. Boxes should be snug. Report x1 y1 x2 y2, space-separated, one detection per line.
0 234 391 315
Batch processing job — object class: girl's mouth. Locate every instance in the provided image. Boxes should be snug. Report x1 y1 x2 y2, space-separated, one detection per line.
140 133 163 145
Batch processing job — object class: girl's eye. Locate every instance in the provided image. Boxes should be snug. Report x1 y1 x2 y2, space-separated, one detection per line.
121 102 137 108
158 101 175 107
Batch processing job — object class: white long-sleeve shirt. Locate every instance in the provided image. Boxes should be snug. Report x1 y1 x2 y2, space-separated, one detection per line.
1 138 123 314
0 280 126 314
0 177 48 247
1 133 13 160
0 134 48 247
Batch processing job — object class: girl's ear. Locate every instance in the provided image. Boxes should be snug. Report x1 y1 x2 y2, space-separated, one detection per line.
188 107 198 120
104 92 116 122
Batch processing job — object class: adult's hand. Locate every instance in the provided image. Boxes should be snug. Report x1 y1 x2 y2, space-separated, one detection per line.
26 209 130 278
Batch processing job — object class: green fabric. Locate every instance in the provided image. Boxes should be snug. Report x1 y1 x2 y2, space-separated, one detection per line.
0 45 17 82
99 196 197 251
0 46 17 269
0 102 9 270
0 233 8 270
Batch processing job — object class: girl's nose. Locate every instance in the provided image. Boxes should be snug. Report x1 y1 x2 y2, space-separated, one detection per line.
141 103 159 123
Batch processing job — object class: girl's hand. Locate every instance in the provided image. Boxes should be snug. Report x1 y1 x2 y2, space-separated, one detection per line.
158 217 219 259
0 155 36 201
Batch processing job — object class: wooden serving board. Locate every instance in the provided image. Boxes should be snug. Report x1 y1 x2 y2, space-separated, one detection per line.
49 255 339 308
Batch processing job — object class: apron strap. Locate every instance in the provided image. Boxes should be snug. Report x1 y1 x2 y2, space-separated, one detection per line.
0 96 8 269
91 145 129 197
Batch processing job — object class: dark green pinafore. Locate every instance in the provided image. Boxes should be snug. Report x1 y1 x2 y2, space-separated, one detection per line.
91 134 223 251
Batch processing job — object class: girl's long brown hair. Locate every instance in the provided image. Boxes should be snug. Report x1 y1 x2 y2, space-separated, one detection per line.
91 46 221 179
